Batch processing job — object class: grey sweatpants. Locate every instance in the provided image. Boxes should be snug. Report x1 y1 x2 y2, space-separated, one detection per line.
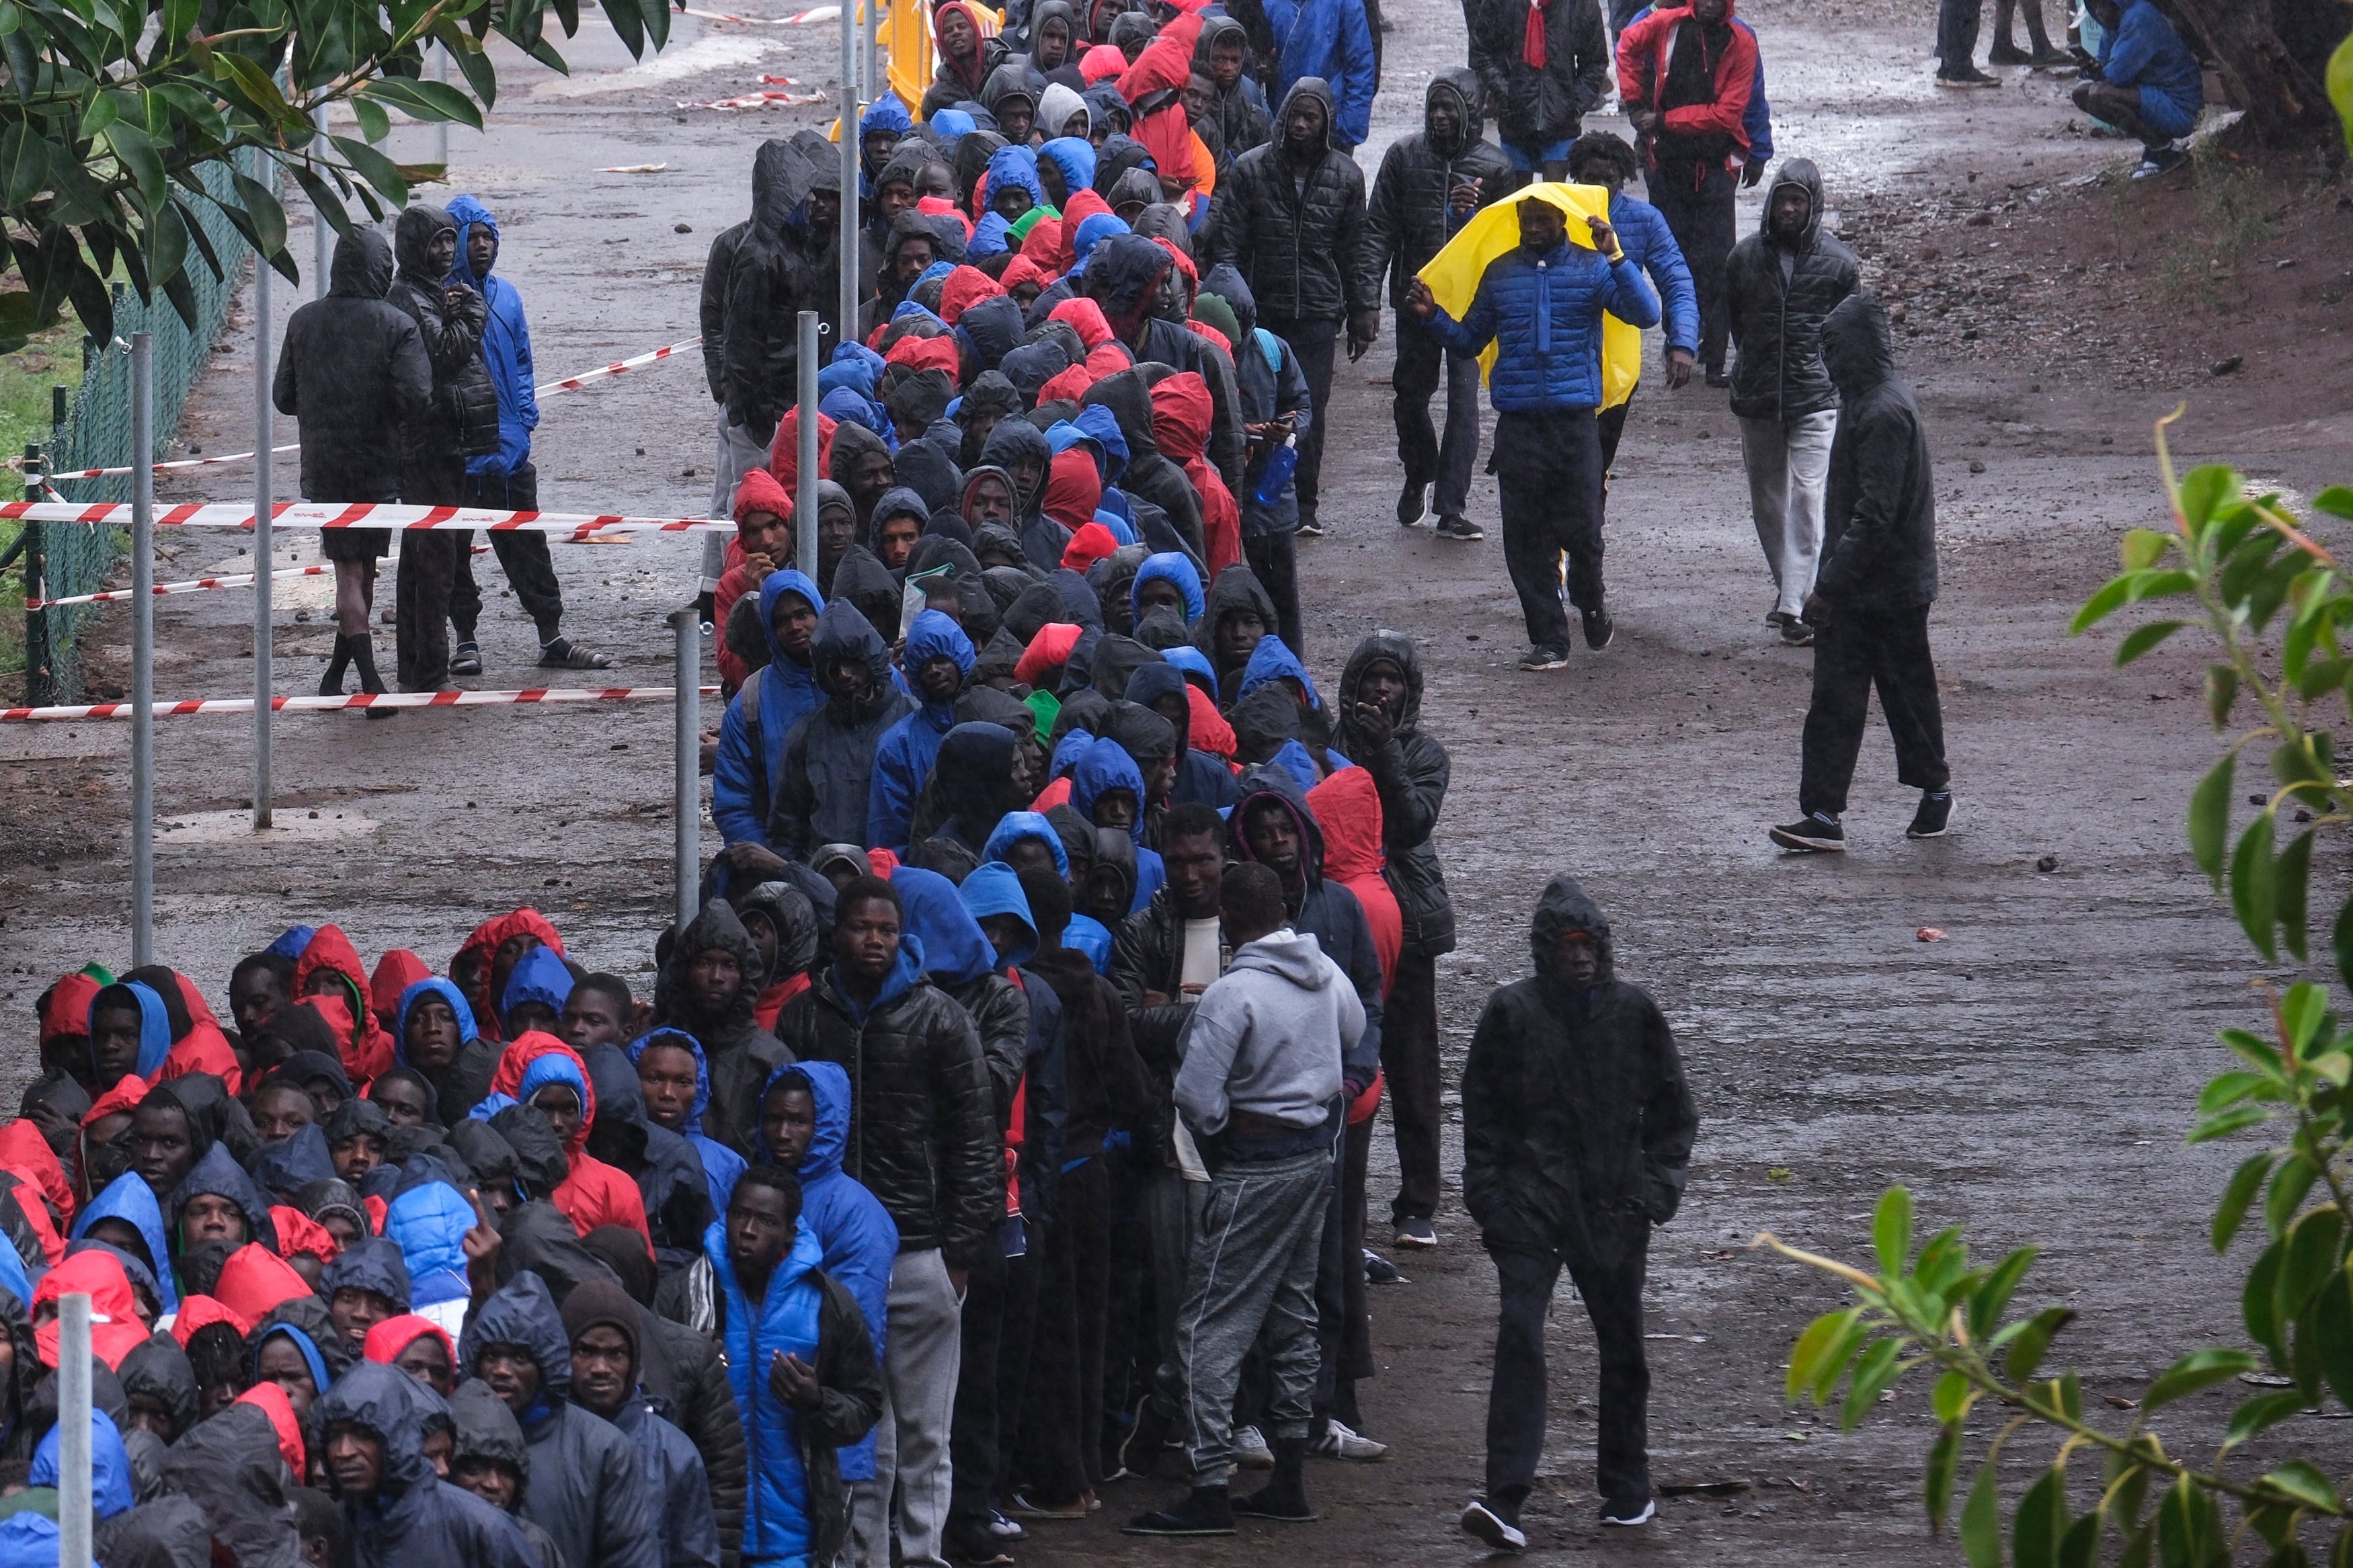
851 1247 962 1568
1176 1146 1332 1485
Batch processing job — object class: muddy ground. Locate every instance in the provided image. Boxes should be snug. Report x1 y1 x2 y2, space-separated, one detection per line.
5 0 2352 1559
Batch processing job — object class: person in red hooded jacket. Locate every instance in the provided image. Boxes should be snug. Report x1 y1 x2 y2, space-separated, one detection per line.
369 951 430 1041
291 927 397 1085
1117 7 1207 204
484 1032 654 1255
1151 372 1241 579
450 910 566 1046
716 468 797 696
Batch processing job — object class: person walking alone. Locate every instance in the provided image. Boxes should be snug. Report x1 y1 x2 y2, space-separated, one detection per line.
1768 294 1953 852
1724 158 1856 647
1405 194 1659 669
1458 876 1696 1547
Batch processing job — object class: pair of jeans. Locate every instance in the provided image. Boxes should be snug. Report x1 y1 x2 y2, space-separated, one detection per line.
1382 948 1443 1227
1936 0 1983 71
1262 317 1339 528
1645 163 1737 372
1493 408 1606 650
1242 530 1302 659
1482 1224 1652 1516
1738 409 1839 618
452 464 565 640
1798 602 1950 819
850 1247 963 1568
1392 312 1484 520
1175 1147 1332 1485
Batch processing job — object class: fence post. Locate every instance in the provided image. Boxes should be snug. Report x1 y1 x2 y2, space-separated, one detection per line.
672 608 700 931
57 1294 90 1567
795 311 820 581
865 0 880 131
436 46 451 169
254 171 275 831
313 105 333 298
22 444 44 707
839 5 861 354
130 333 155 968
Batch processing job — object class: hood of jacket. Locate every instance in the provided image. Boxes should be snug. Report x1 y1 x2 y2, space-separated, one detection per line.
1191 561 1277 666
315 1361 435 1499
1236 632 1321 708
1274 75 1336 159
1228 768 1328 889
891 866 1001 986
1529 873 1616 985
1071 735 1148 838
1335 628 1424 739
327 229 396 300
499 944 573 1027
1306 766 1384 882
1147 372 1213 466
73 1173 177 1315
1425 66 1485 157
665 898 772 1033
984 141 1046 208
165 1144 279 1255
1094 134 1153 196
89 980 173 1081
33 1409 133 1518
742 878 826 985
627 1028 717 1130
447 1375 529 1476
1822 291 1895 396
757 567 827 670
750 134 822 243
444 194 501 288
1092 638 1162 705
828 417 893 493
812 597 902 723
1759 157 1827 250
958 863 1039 968
1039 133 1095 193
1226 927 1346 989
831 545 902 642
758 1058 852 1181
391 204 457 286
211 1243 311 1325
979 415 1055 514
1086 233 1170 341
903 608 978 692
393 976 480 1072
322 1235 412 1309
998 337 1072 405
1080 367 1164 464
1198 260 1257 337
384 1178 475 1285
980 810 1072 874
458 1270 572 1400
118 1333 198 1443
504 1037 598 1155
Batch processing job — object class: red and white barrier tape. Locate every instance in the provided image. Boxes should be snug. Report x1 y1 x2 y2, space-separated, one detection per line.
26 545 489 609
0 501 734 536
23 337 702 482
1 684 719 723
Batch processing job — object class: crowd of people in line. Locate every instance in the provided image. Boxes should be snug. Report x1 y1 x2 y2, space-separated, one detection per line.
33 0 2055 1557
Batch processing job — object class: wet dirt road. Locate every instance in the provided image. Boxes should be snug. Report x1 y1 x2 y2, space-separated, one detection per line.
6 0 2351 1559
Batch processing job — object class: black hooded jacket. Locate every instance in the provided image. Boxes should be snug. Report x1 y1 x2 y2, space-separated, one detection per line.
1081 367 1207 563
580 1048 717 1277
1816 294 1937 614
771 600 918 858
315 1362 540 1568
1193 15 1271 164
1190 562 1280 702
386 205 500 483
1364 69 1513 310
1724 159 1860 423
1200 77 1373 325
157 1403 307 1568
660 902 791 1155
272 229 432 502
724 134 844 441
1460 876 1698 1268
1334 632 1455 956
1466 0 1611 151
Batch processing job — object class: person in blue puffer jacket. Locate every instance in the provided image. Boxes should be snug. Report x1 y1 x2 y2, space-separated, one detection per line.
1072 737 1166 915
705 1168 883 1568
2072 0 2202 177
1407 195 1659 668
867 610 978 852
442 196 608 677
1565 132 1700 497
714 569 828 848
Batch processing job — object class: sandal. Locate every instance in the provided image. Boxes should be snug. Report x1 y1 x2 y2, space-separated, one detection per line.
450 640 483 676
538 637 613 670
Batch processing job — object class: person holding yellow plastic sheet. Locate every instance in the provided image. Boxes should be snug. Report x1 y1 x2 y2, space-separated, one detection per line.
1405 189 1659 671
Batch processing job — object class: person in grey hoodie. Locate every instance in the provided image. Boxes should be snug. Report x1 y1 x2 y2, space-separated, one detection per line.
1121 862 1364 1540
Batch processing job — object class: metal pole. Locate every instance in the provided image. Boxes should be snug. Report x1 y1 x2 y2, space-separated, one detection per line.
838 0 861 346
865 0 881 130
436 46 451 169
253 152 274 831
57 1294 90 1568
130 333 155 968
22 443 43 708
671 607 700 930
313 104 333 298
795 310 820 581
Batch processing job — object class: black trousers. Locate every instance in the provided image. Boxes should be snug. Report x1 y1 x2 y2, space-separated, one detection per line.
452 464 566 639
1242 530 1303 659
1015 1156 1111 1501
1392 322 1483 520
1646 164 1737 372
1936 0 1983 70
1382 949 1443 1227
1263 316 1339 528
948 1241 1010 1534
1799 602 1951 818
1484 1227 1651 1515
1494 409 1605 650
396 453 467 691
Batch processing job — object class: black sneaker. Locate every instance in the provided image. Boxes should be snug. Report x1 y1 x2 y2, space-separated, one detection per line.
1122 1488 1236 1537
1985 40 2030 64
1397 481 1430 527
1779 619 1815 647
1582 608 1615 651
1295 518 1325 538
1519 646 1568 671
1936 65 2002 87
1770 815 1846 852
1600 1497 1657 1527
1460 1499 1527 1551
1704 366 1731 388
1434 515 1484 542
1907 792 1956 838
1765 608 1790 628
1363 1248 1408 1285
1393 1218 1437 1249
2132 145 2188 179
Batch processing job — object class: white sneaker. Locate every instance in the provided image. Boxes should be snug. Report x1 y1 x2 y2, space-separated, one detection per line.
1460 1499 1526 1551
1232 1425 1275 1467
1310 1419 1389 1461
1601 1497 1657 1526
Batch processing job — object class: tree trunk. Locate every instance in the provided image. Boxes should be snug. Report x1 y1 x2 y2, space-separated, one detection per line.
2160 0 2344 146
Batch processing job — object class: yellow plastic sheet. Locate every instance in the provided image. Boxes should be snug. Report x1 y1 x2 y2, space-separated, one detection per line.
1412 181 1644 410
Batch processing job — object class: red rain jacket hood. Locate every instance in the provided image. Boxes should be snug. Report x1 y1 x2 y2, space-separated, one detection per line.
34 1250 147 1368
450 909 565 1044
213 1243 313 1325
941 265 1006 325
1045 448 1105 531
235 1380 306 1476
1151 372 1240 575
1015 623 1084 687
488 1032 654 1253
369 950 429 1034
1307 766 1402 994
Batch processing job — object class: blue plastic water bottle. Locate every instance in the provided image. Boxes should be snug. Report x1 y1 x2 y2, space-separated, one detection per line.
1252 432 1299 508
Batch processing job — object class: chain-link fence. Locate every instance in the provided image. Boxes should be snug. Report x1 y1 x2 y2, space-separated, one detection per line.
22 157 259 704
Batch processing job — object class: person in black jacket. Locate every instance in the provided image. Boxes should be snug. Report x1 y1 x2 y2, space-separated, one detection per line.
274 229 431 707
1769 294 1950 852
1724 159 1857 647
1466 0 1612 181
317 1362 541 1568
775 877 999 1568
1199 77 1375 538
767 602 918 860
1458 876 1696 1546
1193 15 1272 167
700 137 789 617
385 204 498 697
1365 68 1512 538
1333 632 1454 1249
721 135 842 513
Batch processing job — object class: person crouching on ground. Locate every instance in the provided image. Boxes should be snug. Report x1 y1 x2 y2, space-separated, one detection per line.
1458 876 1696 1548
1121 862 1363 1538
1405 196 1659 671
